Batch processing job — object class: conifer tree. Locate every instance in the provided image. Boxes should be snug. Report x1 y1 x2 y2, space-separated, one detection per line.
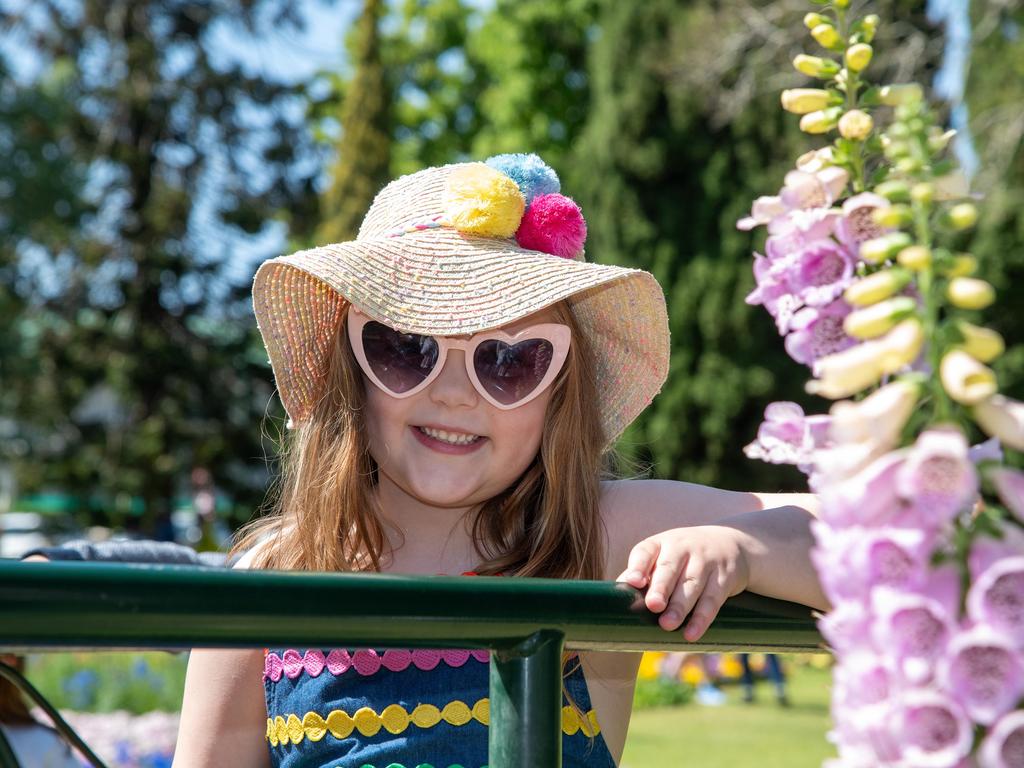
317 0 391 244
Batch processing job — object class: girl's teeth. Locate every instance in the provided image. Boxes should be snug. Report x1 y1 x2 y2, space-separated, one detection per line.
420 427 480 445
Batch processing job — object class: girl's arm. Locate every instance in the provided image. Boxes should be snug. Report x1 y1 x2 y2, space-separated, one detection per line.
172 543 271 768
173 648 270 768
601 479 829 640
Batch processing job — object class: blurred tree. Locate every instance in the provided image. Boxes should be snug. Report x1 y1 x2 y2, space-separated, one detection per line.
572 0 944 490
317 0 391 244
965 2 1024 404
0 1 323 532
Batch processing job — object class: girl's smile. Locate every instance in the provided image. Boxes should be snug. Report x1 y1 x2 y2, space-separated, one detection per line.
411 424 488 453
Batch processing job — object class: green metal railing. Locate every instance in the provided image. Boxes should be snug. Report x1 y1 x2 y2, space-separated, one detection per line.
0 561 826 767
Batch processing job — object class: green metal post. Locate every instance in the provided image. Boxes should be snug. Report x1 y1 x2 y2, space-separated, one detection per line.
489 630 565 768
0 727 19 768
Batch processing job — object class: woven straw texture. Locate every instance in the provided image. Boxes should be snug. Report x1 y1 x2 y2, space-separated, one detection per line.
252 163 670 445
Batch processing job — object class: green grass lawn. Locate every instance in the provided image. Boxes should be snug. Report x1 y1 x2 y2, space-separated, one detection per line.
621 660 837 768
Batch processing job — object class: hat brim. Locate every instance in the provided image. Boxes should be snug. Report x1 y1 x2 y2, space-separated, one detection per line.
252 228 669 445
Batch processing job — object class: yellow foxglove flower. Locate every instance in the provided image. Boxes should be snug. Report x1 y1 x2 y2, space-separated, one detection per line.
781 89 832 115
807 342 887 399
947 277 995 310
845 44 873 72
955 321 1005 363
800 108 841 134
940 350 998 405
838 109 874 140
974 395 1024 452
843 297 917 339
878 319 925 375
860 232 912 264
879 83 923 106
829 380 920 446
897 245 932 271
811 23 842 49
794 54 840 78
804 12 828 29
844 269 912 306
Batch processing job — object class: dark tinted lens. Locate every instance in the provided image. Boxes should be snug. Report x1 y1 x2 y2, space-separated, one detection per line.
361 322 439 393
474 339 554 405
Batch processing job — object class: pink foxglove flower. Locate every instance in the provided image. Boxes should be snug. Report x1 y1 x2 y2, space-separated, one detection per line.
939 623 1024 725
819 451 906 529
871 570 960 685
832 652 894 709
780 239 857 307
746 253 802 334
896 690 974 767
966 556 1024 647
979 710 1024 768
765 206 840 259
736 195 786 230
743 401 828 469
988 466 1024 523
818 598 874 655
835 192 893 253
780 166 849 210
896 427 979 528
968 527 1024 582
785 299 855 366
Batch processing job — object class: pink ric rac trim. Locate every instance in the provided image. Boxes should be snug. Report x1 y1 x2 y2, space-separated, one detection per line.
264 648 492 683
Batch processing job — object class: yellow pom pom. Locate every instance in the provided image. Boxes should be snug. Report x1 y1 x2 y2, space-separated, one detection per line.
443 163 525 237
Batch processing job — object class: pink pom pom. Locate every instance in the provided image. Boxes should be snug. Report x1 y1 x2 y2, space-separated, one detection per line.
515 193 587 259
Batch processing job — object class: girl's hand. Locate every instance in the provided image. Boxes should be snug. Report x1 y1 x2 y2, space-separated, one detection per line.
616 526 751 641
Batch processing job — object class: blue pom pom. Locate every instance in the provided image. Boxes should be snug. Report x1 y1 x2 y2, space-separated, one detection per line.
485 153 560 205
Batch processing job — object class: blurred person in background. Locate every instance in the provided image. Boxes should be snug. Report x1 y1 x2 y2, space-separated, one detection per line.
738 653 789 706
0 655 81 768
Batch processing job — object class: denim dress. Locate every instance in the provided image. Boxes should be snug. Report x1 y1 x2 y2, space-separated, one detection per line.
263 646 618 768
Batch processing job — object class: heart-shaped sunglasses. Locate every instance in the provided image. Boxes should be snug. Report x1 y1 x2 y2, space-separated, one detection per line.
346 307 572 409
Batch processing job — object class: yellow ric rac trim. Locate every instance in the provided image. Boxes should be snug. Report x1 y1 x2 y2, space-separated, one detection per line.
266 698 600 747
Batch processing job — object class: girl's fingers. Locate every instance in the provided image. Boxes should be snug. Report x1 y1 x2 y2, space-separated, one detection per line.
646 546 690 614
617 538 661 589
659 562 708 631
682 579 728 642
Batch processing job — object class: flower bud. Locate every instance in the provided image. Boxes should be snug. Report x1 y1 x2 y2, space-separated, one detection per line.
800 107 842 134
860 232 913 264
895 157 923 174
843 268 912 306
843 297 917 339
945 253 978 277
941 350 998 405
947 277 995 310
879 83 924 106
845 43 873 72
871 204 911 228
897 245 932 271
875 179 911 202
911 183 934 205
794 54 840 78
811 23 842 49
838 109 873 140
928 129 957 153
974 395 1024 452
946 203 978 230
804 12 829 29
860 14 880 41
834 0 849 8
781 88 832 114
955 321 1005 363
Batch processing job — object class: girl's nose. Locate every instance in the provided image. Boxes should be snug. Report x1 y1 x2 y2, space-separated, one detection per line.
428 349 479 409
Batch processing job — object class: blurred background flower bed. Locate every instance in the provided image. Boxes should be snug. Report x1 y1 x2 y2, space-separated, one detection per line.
25 652 185 768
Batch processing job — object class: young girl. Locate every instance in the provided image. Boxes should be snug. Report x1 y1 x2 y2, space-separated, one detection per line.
172 155 829 768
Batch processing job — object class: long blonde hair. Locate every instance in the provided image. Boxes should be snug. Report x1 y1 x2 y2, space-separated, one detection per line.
233 300 610 580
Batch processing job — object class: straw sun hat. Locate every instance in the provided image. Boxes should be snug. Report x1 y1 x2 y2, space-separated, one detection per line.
252 153 670 445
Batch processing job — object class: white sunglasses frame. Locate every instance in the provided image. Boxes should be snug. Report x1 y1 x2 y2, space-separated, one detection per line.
346 306 572 410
